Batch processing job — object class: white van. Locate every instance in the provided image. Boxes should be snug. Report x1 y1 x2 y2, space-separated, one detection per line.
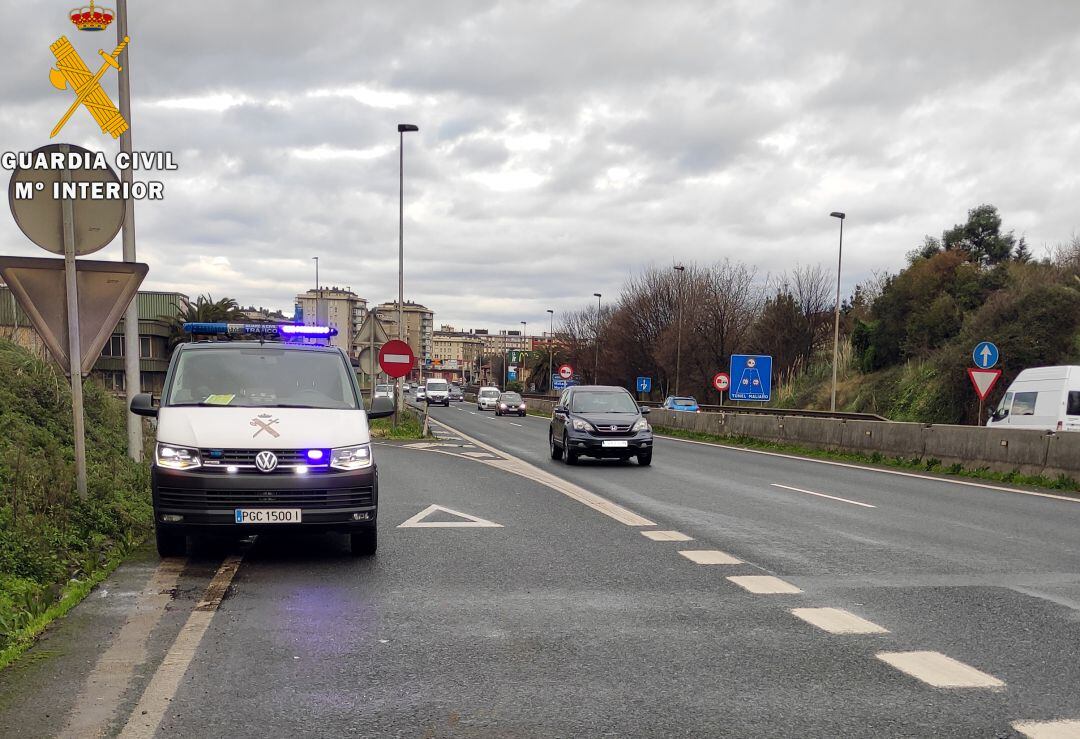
130 337 395 557
477 386 502 411
987 366 1080 432
425 378 450 406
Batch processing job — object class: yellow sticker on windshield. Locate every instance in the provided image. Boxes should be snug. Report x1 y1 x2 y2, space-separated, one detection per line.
204 394 236 406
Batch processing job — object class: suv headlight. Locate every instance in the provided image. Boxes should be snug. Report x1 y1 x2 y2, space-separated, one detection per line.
331 443 372 470
571 417 593 431
156 443 201 470
632 418 651 432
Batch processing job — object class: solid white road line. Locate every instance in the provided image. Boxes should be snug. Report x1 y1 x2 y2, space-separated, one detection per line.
641 530 693 541
658 434 1080 504
679 549 741 564
791 607 889 634
58 559 186 739
509 422 523 427
727 575 802 594
427 417 656 527
770 483 877 509
118 554 244 739
875 651 1005 688
1012 719 1080 738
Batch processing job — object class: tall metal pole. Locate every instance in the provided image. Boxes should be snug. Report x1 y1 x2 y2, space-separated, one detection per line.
546 309 554 395
593 293 601 383
312 256 320 324
117 0 140 461
673 264 685 396
520 321 527 388
829 212 846 413
60 147 87 498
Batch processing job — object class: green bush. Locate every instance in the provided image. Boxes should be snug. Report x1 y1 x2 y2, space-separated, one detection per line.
0 340 150 654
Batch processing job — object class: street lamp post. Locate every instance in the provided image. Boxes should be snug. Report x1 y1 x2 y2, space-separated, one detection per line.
311 256 320 324
520 321 527 389
593 293 602 383
829 211 846 413
546 309 554 395
396 123 419 425
673 264 685 396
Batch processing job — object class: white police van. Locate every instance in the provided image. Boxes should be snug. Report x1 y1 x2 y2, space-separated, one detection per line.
130 322 394 557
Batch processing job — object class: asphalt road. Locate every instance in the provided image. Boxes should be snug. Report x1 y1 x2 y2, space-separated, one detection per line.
0 401 1078 737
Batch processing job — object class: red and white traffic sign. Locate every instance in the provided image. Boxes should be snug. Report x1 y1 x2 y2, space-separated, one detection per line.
379 339 415 379
557 364 574 380
712 372 730 392
967 368 1002 401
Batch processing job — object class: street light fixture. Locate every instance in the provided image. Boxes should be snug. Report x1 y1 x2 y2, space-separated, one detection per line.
673 264 685 396
546 309 554 395
829 211 846 413
593 293 602 383
395 123 419 425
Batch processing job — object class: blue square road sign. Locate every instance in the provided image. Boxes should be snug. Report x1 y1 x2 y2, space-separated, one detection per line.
728 355 772 401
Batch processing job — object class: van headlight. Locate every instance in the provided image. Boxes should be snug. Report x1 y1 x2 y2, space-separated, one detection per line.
632 418 651 432
156 443 201 470
331 443 372 470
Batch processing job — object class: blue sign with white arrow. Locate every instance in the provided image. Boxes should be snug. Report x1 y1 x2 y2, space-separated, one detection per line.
636 376 652 393
729 355 772 401
972 341 999 369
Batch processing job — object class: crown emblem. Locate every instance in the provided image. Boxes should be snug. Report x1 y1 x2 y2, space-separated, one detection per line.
69 1 114 32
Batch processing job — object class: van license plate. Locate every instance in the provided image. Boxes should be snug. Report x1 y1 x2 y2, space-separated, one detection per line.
235 509 301 524
602 440 629 448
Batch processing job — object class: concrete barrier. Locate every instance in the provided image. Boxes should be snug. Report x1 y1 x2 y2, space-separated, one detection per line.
521 398 1078 480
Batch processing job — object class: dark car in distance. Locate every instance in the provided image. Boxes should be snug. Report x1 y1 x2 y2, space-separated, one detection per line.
549 385 653 466
496 391 527 416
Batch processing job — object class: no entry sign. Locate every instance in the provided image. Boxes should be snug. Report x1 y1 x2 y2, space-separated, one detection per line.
379 339 415 378
713 372 730 392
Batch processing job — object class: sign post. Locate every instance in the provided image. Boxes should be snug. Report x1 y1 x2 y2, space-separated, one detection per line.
6 143 146 498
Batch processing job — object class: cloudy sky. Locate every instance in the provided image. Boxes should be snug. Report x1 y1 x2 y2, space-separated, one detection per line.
2 0 1080 332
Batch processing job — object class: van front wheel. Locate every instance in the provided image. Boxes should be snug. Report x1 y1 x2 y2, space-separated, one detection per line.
155 523 186 558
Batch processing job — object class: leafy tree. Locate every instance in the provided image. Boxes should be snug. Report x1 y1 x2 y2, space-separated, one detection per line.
942 204 1015 265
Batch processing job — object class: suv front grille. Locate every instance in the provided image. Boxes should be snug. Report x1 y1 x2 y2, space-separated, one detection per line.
157 486 375 510
592 423 634 435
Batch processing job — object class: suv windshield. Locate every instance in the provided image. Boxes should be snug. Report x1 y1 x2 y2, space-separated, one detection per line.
571 391 639 414
427 381 449 391
164 348 358 409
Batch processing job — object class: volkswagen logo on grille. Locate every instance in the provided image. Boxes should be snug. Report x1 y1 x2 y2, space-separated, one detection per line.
255 451 278 473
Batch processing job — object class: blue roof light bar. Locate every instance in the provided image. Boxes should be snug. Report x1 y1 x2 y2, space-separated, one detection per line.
182 322 338 338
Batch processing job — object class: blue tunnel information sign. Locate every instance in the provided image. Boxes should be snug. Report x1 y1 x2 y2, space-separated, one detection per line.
728 355 772 401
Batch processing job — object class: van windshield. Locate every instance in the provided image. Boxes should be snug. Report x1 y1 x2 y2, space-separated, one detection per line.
480 389 501 398
164 348 358 409
427 381 449 391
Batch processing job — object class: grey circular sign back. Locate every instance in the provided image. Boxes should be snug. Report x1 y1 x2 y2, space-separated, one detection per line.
7 143 125 256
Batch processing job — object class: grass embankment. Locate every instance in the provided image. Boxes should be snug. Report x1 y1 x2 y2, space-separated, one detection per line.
0 340 151 669
369 407 428 440
652 424 1080 494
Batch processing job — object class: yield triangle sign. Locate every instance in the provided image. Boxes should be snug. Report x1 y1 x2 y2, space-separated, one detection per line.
0 256 148 376
355 313 389 345
397 504 503 528
967 368 1002 401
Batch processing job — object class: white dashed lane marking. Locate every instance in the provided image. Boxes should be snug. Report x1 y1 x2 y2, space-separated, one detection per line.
770 483 876 509
679 550 741 564
642 530 693 541
727 575 802 594
1012 719 1080 738
791 607 889 634
876 651 1005 688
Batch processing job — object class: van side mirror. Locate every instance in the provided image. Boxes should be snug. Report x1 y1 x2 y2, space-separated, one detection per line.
130 393 158 418
368 396 395 420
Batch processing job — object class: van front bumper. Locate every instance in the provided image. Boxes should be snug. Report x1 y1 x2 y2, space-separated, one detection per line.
151 464 378 532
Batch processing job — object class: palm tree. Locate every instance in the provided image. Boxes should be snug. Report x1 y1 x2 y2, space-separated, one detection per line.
160 294 242 352
524 346 561 393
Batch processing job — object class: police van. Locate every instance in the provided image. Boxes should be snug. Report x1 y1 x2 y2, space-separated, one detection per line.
130 322 394 557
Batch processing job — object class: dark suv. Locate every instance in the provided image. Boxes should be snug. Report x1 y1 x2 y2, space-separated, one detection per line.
549 385 653 466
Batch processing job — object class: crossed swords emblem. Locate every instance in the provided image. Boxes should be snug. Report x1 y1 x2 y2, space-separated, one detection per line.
48 35 130 138
250 415 281 439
